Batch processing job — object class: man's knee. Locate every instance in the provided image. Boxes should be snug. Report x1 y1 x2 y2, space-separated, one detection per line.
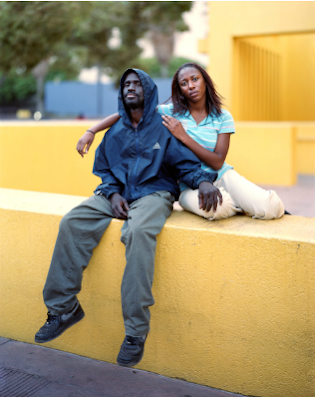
122 222 151 245
59 211 75 232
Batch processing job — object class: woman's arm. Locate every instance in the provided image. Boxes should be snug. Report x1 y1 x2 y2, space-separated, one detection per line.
161 115 230 170
76 113 120 157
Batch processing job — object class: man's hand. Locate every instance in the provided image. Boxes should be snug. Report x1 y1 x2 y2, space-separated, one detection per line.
110 193 130 219
76 131 95 157
198 181 223 212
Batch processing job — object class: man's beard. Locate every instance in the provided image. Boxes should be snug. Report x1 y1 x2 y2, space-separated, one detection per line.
124 95 144 110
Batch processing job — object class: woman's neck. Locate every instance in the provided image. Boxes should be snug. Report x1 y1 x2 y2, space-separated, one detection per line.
189 100 208 124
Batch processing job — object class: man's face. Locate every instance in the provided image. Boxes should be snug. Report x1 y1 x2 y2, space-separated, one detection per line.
123 72 144 110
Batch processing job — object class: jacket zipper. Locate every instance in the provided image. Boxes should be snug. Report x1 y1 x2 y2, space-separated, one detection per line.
131 128 140 197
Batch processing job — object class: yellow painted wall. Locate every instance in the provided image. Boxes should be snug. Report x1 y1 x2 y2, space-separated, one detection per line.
283 33 315 121
1 122 314 192
204 1 315 120
226 122 296 185
232 35 285 121
296 125 315 175
0 121 104 197
1 189 315 397
232 33 315 121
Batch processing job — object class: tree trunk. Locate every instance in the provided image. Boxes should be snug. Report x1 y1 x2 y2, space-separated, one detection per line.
35 75 44 115
32 59 50 115
96 65 103 118
0 75 6 88
148 26 175 78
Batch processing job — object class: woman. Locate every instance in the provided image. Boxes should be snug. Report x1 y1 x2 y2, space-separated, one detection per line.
77 63 285 220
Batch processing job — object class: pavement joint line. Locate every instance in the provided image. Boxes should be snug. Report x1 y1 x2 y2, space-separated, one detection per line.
45 380 116 397
0 339 11 346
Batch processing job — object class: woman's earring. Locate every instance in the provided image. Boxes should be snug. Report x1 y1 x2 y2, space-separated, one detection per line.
180 95 184 100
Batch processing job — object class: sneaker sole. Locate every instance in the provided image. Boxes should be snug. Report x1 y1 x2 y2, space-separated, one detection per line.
117 351 144 368
35 310 85 344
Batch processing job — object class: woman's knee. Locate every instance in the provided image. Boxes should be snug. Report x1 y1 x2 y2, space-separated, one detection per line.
253 191 285 219
179 187 239 221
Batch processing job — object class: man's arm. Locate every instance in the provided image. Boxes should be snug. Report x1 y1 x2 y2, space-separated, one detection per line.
93 133 123 199
165 135 222 212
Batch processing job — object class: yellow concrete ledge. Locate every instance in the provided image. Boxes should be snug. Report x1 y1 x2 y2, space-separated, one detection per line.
1 188 315 397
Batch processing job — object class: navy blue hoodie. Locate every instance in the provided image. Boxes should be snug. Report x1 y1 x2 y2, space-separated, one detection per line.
93 69 217 202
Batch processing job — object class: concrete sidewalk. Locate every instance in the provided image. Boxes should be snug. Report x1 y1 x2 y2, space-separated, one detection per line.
0 337 246 397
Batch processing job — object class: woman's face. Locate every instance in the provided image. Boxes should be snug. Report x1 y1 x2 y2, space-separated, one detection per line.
177 66 207 104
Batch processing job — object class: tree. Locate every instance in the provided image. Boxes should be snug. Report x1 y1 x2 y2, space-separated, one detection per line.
141 2 192 77
0 2 78 73
0 1 193 113
0 71 36 104
0 1 82 112
0 2 145 111
67 2 148 113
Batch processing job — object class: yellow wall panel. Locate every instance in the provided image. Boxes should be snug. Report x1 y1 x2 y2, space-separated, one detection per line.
0 121 104 197
283 33 315 121
233 33 315 121
227 122 296 185
296 126 315 174
0 122 313 200
1 190 315 397
205 1 315 121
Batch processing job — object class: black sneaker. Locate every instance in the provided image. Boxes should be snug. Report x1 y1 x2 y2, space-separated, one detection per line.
35 302 85 343
117 334 147 367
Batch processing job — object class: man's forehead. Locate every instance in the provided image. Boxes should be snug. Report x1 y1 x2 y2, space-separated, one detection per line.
124 72 141 83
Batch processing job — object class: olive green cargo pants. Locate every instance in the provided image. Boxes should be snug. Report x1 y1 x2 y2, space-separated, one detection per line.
43 191 174 337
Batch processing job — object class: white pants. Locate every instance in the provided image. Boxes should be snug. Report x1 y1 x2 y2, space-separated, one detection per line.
179 169 285 221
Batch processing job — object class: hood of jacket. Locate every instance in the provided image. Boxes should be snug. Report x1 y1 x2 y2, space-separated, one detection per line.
118 68 158 128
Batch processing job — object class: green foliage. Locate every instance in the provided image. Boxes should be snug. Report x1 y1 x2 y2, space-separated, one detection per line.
0 2 79 73
0 1 194 100
140 1 192 33
138 57 206 78
169 57 206 76
46 46 84 82
137 58 162 78
0 72 36 104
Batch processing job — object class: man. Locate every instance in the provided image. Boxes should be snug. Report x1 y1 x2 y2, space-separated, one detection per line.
35 69 221 367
